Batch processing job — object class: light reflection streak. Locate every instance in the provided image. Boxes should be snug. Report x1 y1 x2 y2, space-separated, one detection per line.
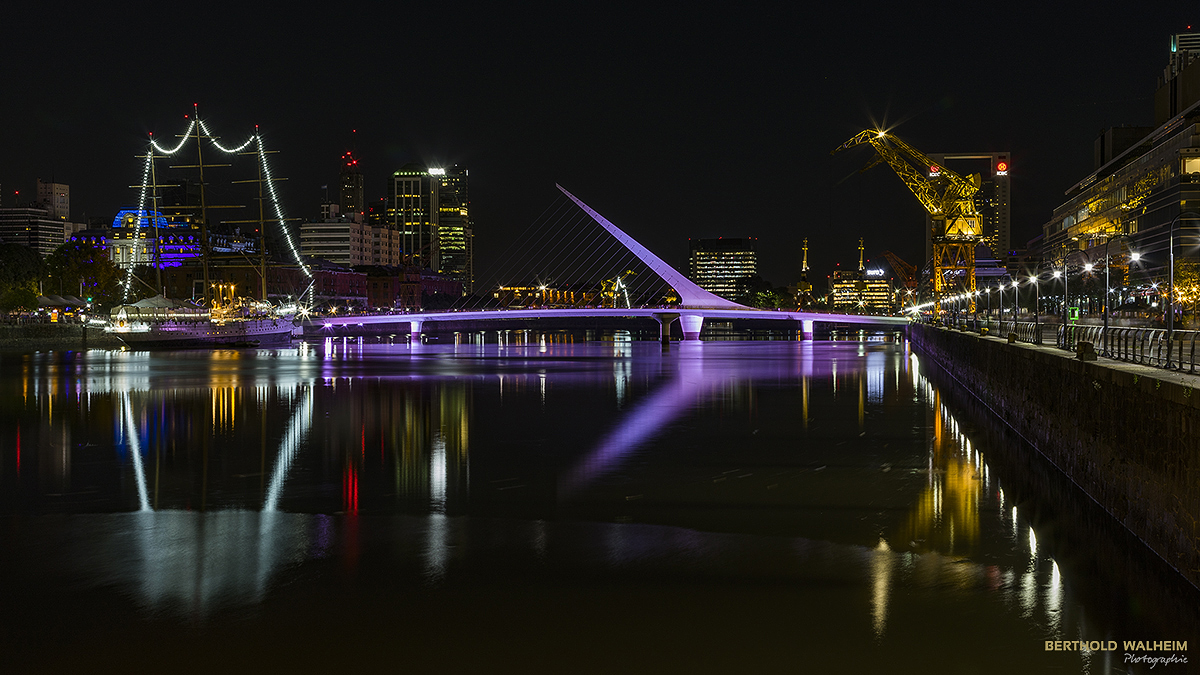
1046 559 1063 635
870 538 892 639
424 513 449 583
122 391 152 512
430 432 448 513
115 382 317 615
263 386 313 512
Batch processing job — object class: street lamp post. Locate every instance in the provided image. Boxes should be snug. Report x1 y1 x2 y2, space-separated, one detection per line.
1104 238 1114 353
998 282 1005 336
1013 279 1020 336
1032 273 1040 345
1062 260 1069 350
986 288 992 333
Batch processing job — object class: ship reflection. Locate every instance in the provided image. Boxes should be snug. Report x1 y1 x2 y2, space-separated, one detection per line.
113 384 314 614
1 342 1079 642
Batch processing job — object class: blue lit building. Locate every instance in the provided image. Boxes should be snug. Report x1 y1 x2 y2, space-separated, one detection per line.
101 209 202 269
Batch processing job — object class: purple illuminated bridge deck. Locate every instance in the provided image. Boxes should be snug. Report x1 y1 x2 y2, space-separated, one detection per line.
310 186 908 339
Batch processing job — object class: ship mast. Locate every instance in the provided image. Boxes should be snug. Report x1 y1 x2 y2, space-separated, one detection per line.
193 108 212 305
148 149 163 294
230 128 287 303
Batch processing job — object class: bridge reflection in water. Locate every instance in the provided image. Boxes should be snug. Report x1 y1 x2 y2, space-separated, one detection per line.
0 339 1187 672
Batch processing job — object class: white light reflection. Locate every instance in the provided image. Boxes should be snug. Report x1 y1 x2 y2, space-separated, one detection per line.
1046 559 1063 635
263 386 313 512
1020 569 1038 618
614 359 631 409
424 513 449 584
123 391 152 512
870 538 893 639
431 432 448 513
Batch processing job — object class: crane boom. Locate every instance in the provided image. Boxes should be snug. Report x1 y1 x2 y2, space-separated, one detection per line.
881 250 918 290
833 130 984 310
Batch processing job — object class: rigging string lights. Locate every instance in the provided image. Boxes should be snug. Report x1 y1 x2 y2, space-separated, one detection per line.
121 117 311 304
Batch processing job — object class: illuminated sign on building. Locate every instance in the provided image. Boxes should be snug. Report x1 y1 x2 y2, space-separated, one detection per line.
865 268 885 277
428 168 446 176
996 160 1009 176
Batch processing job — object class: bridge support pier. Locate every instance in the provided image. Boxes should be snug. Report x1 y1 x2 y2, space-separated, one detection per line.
409 320 423 342
802 319 815 341
681 314 704 341
652 312 680 347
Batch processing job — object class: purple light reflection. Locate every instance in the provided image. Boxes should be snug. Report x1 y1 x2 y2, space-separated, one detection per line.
560 342 834 495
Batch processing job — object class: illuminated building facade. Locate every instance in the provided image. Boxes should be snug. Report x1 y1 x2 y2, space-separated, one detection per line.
688 237 757 300
830 269 895 313
388 163 439 270
105 209 202 269
436 166 473 294
1043 31 1200 285
492 284 595 308
300 216 402 266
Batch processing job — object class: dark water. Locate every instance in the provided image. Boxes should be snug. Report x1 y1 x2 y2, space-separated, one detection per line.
0 334 1195 673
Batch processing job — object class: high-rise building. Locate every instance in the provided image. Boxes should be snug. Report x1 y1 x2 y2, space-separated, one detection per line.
1155 31 1200 125
688 237 757 300
925 153 1011 259
388 163 439 270
339 151 364 221
37 179 69 220
435 166 473 294
0 206 74 257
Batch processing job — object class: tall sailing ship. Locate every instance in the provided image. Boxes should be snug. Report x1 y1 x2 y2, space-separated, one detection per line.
107 110 309 348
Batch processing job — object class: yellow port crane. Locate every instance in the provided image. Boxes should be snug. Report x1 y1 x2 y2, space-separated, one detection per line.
832 130 983 311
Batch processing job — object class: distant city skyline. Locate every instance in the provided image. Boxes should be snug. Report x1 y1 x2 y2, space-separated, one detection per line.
1 4 1195 288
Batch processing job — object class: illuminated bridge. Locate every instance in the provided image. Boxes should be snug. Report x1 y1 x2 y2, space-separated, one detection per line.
313 186 909 340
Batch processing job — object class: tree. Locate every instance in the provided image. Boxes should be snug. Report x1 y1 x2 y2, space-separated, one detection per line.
43 241 121 308
0 243 43 311
734 275 791 308
1173 260 1200 327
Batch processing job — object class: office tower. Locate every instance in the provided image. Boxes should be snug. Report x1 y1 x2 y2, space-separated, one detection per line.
436 166 473 294
688 237 757 300
0 206 76 257
388 163 439 270
339 151 364 221
37 179 69 220
1155 30 1200 125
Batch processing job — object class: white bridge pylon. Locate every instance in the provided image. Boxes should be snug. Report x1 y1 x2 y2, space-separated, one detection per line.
555 185 747 311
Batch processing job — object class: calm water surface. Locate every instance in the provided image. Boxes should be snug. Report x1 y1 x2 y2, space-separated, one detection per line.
0 335 1195 673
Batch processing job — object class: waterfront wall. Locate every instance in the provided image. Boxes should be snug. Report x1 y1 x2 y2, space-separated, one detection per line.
0 324 122 351
909 324 1200 589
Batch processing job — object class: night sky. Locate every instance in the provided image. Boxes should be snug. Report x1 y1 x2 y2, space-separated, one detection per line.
1 2 1194 289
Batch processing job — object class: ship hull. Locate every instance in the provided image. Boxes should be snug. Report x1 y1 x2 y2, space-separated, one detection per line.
111 318 295 350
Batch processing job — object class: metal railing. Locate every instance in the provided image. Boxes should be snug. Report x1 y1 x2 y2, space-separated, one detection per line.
1058 325 1200 372
927 318 1200 373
